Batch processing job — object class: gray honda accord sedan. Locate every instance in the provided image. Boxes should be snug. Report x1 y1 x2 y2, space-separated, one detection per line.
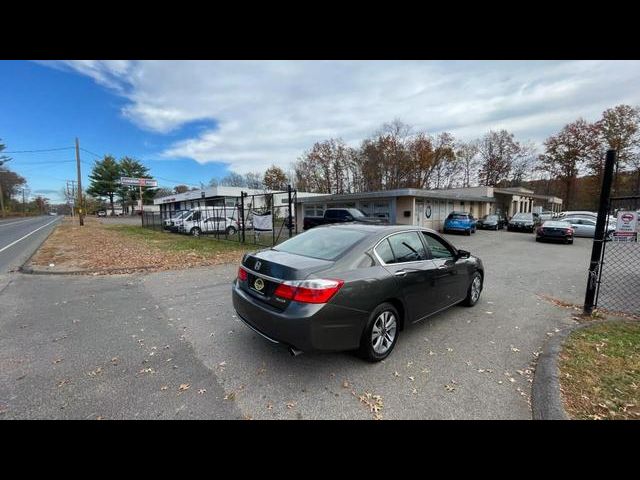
232 224 484 362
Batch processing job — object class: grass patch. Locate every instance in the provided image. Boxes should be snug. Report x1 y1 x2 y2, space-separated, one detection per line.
106 225 252 255
559 321 640 420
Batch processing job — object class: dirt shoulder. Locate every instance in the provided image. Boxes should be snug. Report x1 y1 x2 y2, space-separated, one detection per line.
28 217 251 274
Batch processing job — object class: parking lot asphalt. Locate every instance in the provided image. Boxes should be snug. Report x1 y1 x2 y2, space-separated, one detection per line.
0 229 592 419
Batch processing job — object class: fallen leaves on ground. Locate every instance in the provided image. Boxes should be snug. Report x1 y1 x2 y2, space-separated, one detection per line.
178 383 190 391
356 392 384 419
29 217 247 274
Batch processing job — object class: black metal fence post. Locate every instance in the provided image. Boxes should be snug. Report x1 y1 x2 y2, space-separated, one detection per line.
287 184 293 238
240 191 246 244
584 149 616 314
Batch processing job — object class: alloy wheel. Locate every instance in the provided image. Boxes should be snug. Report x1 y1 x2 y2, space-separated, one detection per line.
371 311 397 354
471 275 481 302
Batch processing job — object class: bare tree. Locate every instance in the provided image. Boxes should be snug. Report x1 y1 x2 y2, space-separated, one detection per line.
456 140 479 188
477 130 522 186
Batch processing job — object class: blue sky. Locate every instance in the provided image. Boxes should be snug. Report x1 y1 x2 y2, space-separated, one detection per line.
0 61 229 203
2 60 640 204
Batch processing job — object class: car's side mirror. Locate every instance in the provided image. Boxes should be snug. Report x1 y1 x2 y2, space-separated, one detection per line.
345 215 353 221
457 249 471 259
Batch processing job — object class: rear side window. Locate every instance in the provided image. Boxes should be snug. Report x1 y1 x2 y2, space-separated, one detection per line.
274 228 368 261
374 239 395 264
387 232 427 263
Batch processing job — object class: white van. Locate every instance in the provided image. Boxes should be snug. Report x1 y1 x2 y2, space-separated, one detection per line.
176 207 240 237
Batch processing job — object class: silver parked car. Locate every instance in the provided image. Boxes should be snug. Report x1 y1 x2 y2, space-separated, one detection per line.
562 217 616 238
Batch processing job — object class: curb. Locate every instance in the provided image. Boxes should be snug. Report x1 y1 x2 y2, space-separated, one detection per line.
531 319 617 420
19 265 159 276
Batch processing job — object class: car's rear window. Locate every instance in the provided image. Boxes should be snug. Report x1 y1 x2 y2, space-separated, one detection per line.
273 228 368 260
449 214 469 220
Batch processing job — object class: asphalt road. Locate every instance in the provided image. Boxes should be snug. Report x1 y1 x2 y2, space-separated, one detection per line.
0 228 593 419
0 216 62 275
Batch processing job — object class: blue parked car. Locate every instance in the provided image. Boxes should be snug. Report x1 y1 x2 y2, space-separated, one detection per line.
443 211 476 236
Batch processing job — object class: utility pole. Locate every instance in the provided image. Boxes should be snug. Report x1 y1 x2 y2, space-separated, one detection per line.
0 157 12 218
75 138 84 226
22 188 25 216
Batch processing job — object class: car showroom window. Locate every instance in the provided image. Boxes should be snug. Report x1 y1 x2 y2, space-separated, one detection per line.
387 232 427 263
422 233 454 259
374 238 396 264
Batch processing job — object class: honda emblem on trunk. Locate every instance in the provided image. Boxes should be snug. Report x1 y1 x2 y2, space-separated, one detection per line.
255 261 262 271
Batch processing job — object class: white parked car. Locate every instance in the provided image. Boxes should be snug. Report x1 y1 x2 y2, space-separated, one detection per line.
562 216 617 238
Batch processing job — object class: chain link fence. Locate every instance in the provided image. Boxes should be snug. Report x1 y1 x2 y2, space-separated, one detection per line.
141 188 298 248
595 196 640 316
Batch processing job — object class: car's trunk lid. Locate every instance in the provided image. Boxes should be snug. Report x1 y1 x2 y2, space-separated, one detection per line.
240 250 334 310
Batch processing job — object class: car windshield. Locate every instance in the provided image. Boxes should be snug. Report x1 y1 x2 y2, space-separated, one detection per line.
512 213 532 220
273 227 368 261
347 208 367 218
483 215 498 221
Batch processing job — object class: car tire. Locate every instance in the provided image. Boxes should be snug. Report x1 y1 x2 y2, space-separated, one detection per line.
568 239 574 245
226 226 237 236
535 237 540 242
466 229 471 236
358 302 400 362
462 272 483 307
190 227 201 237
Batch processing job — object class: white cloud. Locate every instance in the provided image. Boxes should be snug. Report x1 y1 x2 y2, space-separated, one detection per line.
40 60 640 173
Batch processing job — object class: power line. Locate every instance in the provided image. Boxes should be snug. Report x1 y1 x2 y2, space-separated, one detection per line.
3 147 75 154
12 160 76 166
79 147 103 159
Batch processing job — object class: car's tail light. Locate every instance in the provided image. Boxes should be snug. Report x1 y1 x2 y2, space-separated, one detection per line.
566 228 574 235
274 279 344 304
237 267 248 282
537 227 544 234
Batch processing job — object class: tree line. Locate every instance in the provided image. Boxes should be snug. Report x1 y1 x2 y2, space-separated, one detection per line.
289 104 640 210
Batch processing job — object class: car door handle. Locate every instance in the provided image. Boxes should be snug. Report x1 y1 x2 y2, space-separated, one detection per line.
394 270 407 277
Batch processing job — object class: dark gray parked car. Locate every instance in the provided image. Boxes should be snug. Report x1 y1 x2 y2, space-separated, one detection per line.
232 224 484 361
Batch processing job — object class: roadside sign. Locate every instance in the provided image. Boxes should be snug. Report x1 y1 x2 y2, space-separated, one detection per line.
120 177 158 187
613 210 638 240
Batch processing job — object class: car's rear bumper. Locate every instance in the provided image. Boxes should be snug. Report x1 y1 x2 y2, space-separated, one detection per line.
232 282 367 352
508 224 534 231
444 225 471 231
537 232 573 242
